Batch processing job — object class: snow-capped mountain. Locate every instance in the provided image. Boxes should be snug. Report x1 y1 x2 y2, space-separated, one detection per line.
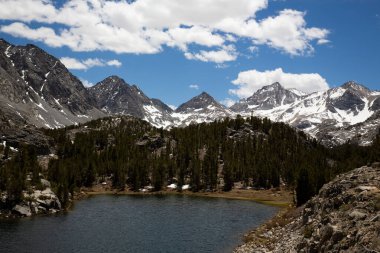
0 39 104 129
172 92 232 126
230 82 302 112
231 81 380 145
1 40 378 146
90 76 174 128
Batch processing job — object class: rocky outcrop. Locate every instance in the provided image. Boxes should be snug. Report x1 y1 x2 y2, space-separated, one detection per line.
0 179 62 218
235 164 380 253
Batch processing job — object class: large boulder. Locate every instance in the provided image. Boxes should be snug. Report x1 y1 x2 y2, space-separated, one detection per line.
13 204 32 217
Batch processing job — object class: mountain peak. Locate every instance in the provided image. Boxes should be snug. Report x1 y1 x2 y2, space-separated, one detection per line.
230 82 301 112
341 81 369 92
175 92 223 113
199 91 213 98
102 75 126 84
92 76 129 92
261 82 284 91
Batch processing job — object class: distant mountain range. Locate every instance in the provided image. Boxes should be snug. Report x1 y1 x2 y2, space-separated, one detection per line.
1 39 379 146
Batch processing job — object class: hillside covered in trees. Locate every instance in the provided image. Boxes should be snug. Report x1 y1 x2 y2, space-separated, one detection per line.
1 115 380 210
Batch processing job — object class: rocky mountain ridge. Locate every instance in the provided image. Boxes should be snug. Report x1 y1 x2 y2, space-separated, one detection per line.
1 40 379 146
232 81 380 146
84 77 380 146
231 82 302 112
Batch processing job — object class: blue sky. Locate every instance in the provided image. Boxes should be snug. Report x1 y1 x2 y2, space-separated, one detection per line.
0 0 379 107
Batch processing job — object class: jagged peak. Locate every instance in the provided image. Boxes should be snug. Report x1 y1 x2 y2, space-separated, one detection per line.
261 82 283 90
175 91 223 113
103 75 126 84
198 91 213 98
341 81 369 91
93 76 129 90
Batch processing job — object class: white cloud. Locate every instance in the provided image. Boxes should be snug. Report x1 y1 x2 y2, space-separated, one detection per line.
82 58 105 68
189 84 200 90
0 0 329 63
317 39 330 45
60 57 122 70
220 98 236 107
60 57 88 70
0 22 66 48
185 45 238 63
107 59 122 67
230 68 329 98
80 78 94 87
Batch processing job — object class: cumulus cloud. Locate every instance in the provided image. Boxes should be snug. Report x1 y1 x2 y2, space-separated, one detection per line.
230 68 329 98
107 59 122 67
220 98 236 107
189 84 200 90
0 0 329 63
185 49 237 63
80 78 94 87
60 57 122 70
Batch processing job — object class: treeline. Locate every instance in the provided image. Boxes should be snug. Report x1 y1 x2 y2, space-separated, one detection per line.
40 116 374 206
1 116 380 207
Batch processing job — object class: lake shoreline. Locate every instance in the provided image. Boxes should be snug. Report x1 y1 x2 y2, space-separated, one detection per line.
78 187 294 207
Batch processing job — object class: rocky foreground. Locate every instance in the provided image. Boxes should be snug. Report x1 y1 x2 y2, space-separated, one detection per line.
235 164 380 253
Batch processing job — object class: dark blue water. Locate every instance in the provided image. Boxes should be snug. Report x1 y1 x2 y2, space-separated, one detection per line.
0 194 277 253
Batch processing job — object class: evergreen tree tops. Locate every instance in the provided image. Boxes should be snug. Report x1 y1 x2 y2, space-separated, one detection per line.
1 115 379 207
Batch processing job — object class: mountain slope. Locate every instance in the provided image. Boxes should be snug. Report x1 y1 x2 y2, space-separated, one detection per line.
0 39 104 128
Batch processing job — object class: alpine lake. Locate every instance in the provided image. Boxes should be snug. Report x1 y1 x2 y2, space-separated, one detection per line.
0 194 277 253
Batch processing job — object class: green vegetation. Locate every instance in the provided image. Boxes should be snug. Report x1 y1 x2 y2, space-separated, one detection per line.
0 145 41 208
1 116 380 208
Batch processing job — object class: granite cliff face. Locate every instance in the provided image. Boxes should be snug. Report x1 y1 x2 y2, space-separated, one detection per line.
235 164 380 253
